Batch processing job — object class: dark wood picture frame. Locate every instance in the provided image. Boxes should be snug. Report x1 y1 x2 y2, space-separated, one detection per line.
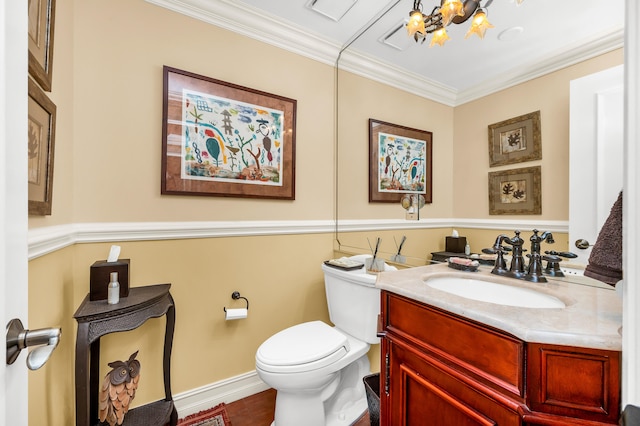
488 166 541 215
368 119 432 203
28 78 57 215
488 111 541 167
162 66 297 200
28 0 56 91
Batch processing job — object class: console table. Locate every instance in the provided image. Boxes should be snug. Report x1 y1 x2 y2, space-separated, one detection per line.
74 284 177 426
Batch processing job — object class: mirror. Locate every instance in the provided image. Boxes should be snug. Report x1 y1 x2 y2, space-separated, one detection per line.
333 2 623 290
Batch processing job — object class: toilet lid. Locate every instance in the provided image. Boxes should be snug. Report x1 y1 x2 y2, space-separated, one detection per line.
256 321 349 373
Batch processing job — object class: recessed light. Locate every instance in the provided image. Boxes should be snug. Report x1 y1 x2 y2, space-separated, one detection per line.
498 26 524 41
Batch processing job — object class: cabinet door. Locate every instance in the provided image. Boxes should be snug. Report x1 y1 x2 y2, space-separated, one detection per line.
386 341 521 426
527 343 620 424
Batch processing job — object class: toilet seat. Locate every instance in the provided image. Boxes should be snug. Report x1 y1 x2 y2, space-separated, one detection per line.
256 321 350 374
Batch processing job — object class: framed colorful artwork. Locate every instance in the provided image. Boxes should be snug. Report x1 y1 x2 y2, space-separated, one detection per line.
368 119 432 203
28 78 57 215
161 66 297 199
488 110 541 167
488 166 541 215
28 0 56 91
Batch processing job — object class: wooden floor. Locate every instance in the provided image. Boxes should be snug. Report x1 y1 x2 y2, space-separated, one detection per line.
225 388 371 426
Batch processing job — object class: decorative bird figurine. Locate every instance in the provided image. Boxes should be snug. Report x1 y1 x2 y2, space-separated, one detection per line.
99 351 141 426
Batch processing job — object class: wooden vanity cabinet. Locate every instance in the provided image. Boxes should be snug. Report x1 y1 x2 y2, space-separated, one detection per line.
379 291 621 425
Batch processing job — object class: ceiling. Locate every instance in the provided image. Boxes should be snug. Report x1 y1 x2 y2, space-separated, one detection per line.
147 0 625 106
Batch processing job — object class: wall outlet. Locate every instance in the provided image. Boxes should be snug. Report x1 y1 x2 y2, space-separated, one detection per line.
405 212 418 220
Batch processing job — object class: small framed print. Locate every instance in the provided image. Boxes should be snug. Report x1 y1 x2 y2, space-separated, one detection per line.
488 166 541 215
488 111 541 167
28 78 57 215
28 0 56 91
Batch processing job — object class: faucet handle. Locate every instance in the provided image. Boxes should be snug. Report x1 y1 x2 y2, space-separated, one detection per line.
542 253 562 262
545 250 577 259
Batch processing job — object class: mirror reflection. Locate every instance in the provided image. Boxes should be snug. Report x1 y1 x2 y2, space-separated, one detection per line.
333 1 624 290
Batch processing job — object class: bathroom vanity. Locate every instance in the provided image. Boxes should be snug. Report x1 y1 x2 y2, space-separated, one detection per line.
376 264 622 425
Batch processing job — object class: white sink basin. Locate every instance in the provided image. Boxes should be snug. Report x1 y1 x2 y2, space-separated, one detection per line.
426 276 566 309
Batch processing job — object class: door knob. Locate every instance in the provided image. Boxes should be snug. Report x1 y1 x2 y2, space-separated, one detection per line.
575 239 592 250
6 318 61 370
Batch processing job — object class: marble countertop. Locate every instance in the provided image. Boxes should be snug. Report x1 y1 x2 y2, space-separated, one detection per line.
376 263 622 351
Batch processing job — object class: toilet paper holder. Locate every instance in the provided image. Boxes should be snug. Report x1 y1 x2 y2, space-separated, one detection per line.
223 291 249 313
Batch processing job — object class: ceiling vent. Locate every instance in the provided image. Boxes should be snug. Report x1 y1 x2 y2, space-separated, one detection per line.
306 0 358 22
381 20 414 51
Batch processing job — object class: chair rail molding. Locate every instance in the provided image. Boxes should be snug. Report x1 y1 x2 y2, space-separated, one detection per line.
28 219 568 260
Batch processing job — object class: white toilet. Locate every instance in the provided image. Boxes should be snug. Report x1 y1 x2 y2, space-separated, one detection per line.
255 255 396 426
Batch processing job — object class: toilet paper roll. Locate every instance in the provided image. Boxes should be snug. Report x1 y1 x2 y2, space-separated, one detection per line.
224 308 248 321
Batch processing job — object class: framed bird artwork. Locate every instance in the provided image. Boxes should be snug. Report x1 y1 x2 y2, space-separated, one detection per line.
162 66 297 200
99 351 141 426
368 119 432 204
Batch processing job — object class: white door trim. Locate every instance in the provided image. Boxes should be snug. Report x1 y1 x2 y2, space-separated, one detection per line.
622 0 640 408
1 1 29 425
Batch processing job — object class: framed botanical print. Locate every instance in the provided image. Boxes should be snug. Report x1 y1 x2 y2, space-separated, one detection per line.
28 78 57 215
488 166 541 215
488 111 541 167
28 0 56 91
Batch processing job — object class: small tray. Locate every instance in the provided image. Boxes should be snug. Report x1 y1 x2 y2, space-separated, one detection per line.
324 259 365 271
447 258 479 272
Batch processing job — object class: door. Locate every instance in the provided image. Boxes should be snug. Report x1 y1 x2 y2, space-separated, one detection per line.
569 65 624 266
1 1 30 425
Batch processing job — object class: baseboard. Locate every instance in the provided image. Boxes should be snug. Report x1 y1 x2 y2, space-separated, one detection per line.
173 370 270 418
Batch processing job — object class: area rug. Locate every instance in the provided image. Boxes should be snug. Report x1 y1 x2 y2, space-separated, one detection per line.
177 403 232 426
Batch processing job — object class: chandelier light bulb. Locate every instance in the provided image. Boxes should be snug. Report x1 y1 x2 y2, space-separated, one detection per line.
465 9 494 39
429 27 450 47
407 10 426 36
439 0 464 27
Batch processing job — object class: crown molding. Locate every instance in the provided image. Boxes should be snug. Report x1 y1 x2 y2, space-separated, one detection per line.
147 0 624 107
456 28 625 105
146 0 341 68
28 219 568 260
338 49 458 106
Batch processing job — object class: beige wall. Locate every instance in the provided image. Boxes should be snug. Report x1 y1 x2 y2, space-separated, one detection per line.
336 71 454 221
453 50 624 220
25 0 623 424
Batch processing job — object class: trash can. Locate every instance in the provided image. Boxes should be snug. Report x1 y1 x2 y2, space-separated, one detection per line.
363 373 380 426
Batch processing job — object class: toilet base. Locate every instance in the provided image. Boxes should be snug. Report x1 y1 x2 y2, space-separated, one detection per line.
270 354 370 426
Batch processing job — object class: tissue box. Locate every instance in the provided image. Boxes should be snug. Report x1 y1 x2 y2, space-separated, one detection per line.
445 237 467 253
89 259 130 301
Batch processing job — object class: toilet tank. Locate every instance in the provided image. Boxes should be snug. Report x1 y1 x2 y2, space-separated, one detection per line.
321 255 397 344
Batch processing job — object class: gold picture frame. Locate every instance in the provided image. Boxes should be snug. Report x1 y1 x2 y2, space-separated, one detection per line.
488 111 541 167
28 0 56 91
28 78 57 215
488 166 541 215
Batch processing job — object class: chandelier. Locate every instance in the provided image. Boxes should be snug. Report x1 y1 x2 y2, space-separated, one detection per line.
406 0 506 47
